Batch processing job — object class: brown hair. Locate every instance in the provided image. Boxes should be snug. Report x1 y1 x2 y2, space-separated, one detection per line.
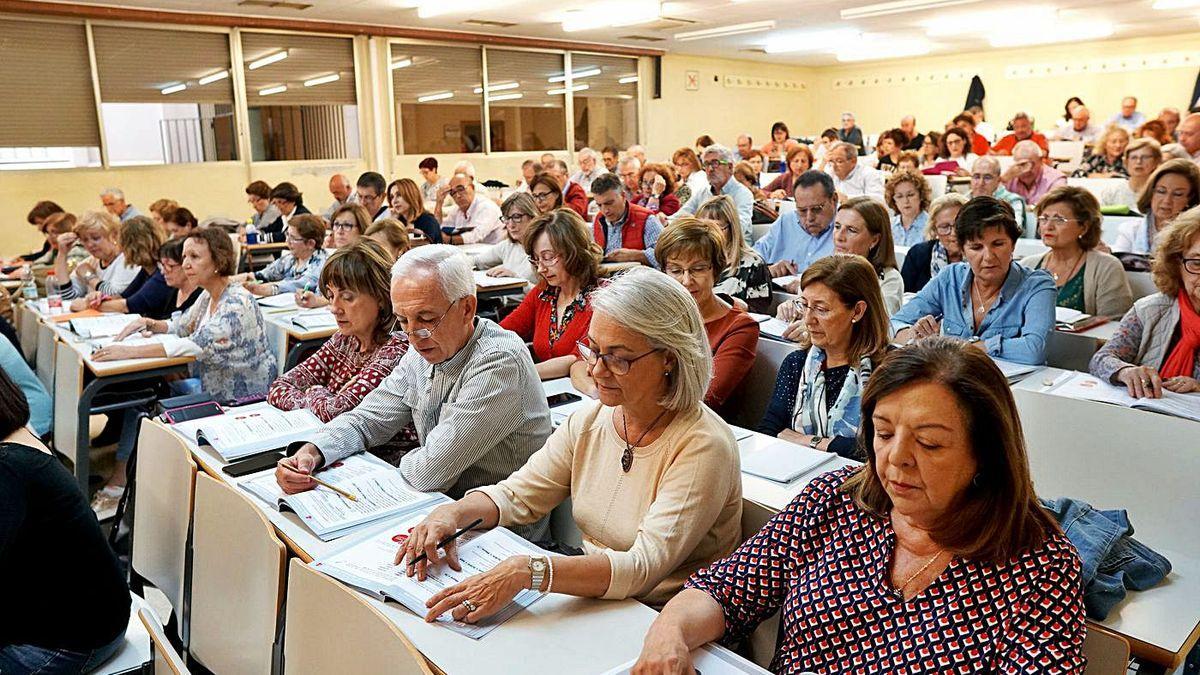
1137 158 1200 215
800 254 891 364
695 194 752 276
654 216 728 278
784 144 814 172
638 163 677 195
940 127 972 158
331 203 371 235
842 337 1060 562
43 212 77 237
363 218 410 259
148 198 180 223
245 180 271 200
1035 186 1103 250
169 207 198 232
1136 119 1171 145
671 147 701 175
732 161 765 199
27 200 64 226
838 196 898 274
884 168 932 214
187 226 238 276
896 150 921 170
1124 137 1162 164
319 239 396 343
120 215 167 270
1151 207 1200 296
387 178 428 224
528 174 565 210
694 134 715 149
522 208 601 289
288 214 327 250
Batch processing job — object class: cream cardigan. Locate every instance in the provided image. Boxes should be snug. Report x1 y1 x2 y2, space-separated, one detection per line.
1020 249 1133 319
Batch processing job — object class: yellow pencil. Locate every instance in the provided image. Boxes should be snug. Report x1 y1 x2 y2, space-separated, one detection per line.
311 476 357 502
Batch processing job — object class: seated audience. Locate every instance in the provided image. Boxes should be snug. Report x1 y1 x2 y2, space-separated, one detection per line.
473 192 538 284
1090 208 1200 398
763 145 814 198
635 163 681 216
696 195 772 314
675 144 754 240
1135 119 1172 146
918 130 942 169
837 111 865 155
1112 159 1200 254
246 180 280 232
1159 107 1182 141
953 113 991 156
356 172 390 223
753 171 837 281
547 160 589 218
970 156 1029 229
899 114 924 151
30 212 87 275
826 141 885 201
1021 187 1133 319
569 147 607 194
147 198 179 232
275 246 552 536
515 159 540 193
940 127 977 174
885 169 931 247
1110 96 1146 131
70 215 165 312
164 207 198 238
833 197 904 314
745 150 767 175
83 238 201 320
626 145 647 165
735 133 754 160
870 128 905 172
0 370 131 674
618 156 642 199
895 150 920 173
812 128 839 167
1064 95 1085 120
635 338 1085 673
530 173 566 215
893 196 1056 365
262 182 313 243
100 187 140 223
13 201 63 262
732 160 778 224
388 178 442 243
601 146 620 172
758 254 890 458
671 147 707 206
329 203 369 249
990 111 1050 156
592 173 664 269
0 336 51 437
694 134 715 155
1072 125 1131 178
363 219 411 261
269 240 409 421
1103 138 1162 209
437 173 505 245
760 121 798 167
657 217 759 413
901 193 968 292
322 173 356 222
400 268 740 622
1176 113 1200 161
241 214 328 296
1001 140 1066 207
501 209 602 380
1051 105 1102 143
56 210 141 301
418 157 447 204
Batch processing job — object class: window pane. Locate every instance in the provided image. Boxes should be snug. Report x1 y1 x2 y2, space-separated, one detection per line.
484 49 565 153
392 44 482 155
93 25 237 165
571 54 638 152
241 32 359 161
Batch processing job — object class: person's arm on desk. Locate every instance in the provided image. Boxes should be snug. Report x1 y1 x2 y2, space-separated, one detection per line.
605 248 651 266
632 590 726 675
535 355 577 380
568 358 599 398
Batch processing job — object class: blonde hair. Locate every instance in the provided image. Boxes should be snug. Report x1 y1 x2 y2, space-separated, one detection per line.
363 218 410 260
119 215 166 269
74 209 121 239
695 194 753 276
925 192 969 239
1091 124 1130 158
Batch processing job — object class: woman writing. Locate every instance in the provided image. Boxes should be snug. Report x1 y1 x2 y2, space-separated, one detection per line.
473 192 539 284
900 193 967 292
696 195 771 314
241 214 329 297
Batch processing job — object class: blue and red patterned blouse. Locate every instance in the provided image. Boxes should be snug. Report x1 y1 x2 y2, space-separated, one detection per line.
687 467 1087 674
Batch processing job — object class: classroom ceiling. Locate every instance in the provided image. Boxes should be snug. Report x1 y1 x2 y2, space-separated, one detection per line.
30 0 1200 65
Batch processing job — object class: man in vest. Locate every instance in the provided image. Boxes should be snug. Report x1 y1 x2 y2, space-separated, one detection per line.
591 172 664 269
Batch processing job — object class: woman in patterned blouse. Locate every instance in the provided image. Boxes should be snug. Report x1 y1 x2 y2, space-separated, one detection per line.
240 214 329 297
696 195 771 314
633 338 1086 674
268 239 408 421
1072 125 1130 178
501 209 602 379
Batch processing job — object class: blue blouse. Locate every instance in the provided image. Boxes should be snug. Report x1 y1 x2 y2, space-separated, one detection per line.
890 211 928 248
891 261 1056 365
255 248 328 294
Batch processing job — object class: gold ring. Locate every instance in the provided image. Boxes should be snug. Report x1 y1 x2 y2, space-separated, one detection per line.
461 599 478 612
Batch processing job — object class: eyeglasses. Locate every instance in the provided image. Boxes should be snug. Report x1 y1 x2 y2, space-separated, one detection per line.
576 341 663 376
1036 214 1080 227
395 299 457 341
527 252 561 267
531 191 556 202
702 159 731 170
285 234 308 244
500 213 532 224
331 221 357 231
795 204 827 218
970 174 998 182
1127 153 1156 163
1182 258 1200 274
639 181 661 190
665 263 713 278
935 224 955 235
448 186 469 197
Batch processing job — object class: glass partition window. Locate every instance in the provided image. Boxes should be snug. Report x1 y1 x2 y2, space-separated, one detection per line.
485 49 566 153
241 32 360 161
392 44 483 155
571 54 639 152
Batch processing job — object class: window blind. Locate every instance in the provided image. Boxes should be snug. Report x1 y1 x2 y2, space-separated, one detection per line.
92 25 234 104
0 19 100 147
241 32 356 106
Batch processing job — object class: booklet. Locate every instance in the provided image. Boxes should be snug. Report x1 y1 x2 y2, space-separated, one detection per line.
1054 307 1108 333
238 454 441 541
69 313 140 338
1046 371 1200 423
310 510 548 639
472 270 526 288
173 403 323 461
257 293 299 310
991 358 1041 383
600 644 772 675
738 434 837 484
748 313 792 340
291 308 338 331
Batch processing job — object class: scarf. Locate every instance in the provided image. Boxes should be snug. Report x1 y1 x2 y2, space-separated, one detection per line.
930 242 950 279
791 346 874 438
1160 289 1200 379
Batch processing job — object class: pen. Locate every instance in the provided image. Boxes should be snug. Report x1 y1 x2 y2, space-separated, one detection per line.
406 518 484 567
310 475 357 502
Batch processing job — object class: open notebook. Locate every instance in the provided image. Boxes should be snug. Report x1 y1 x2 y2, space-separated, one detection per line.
748 313 792 340
291 308 338 331
238 454 441 541
601 644 772 675
738 434 837 484
172 403 323 461
310 510 548 639
472 270 526 288
1046 371 1200 423
69 313 140 338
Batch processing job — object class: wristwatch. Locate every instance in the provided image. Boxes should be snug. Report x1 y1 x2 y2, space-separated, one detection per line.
809 435 825 449
528 555 549 592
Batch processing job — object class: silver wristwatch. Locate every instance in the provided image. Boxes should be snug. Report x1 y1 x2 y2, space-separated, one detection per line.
528 555 549 592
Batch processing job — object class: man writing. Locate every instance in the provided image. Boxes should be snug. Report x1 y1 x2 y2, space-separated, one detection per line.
753 171 838 286
591 173 663 268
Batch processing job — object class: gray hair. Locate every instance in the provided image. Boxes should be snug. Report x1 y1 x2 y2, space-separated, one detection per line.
453 160 476 178
589 267 712 411
576 147 599 163
1012 139 1044 159
829 141 858 160
626 144 646 157
391 244 475 302
1162 142 1190 160
972 155 1001 175
1011 111 1032 123
701 143 736 166
100 187 125 200
617 156 641 171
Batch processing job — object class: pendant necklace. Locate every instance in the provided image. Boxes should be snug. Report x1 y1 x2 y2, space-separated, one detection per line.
620 407 669 472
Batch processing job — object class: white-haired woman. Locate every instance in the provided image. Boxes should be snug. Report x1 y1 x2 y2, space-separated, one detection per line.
400 267 743 623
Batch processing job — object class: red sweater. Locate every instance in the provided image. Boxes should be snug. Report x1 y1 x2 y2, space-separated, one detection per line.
634 193 681 216
564 183 589 219
971 132 991 157
501 282 595 363
990 132 1049 156
705 307 760 411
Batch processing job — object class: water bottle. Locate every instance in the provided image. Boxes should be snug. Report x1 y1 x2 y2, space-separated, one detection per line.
45 272 62 313
19 264 37 302
245 218 259 245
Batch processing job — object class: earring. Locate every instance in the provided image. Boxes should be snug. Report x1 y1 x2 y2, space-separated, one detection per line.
972 473 982 488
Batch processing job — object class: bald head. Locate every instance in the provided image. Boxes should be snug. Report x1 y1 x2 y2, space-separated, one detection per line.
1179 113 1200 155
329 174 352 202
970 156 1002 197
900 115 916 139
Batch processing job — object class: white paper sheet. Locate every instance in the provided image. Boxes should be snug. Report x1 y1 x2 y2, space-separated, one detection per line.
472 270 526 288
739 435 837 484
70 314 140 338
1048 371 1200 422
190 405 322 460
600 644 773 674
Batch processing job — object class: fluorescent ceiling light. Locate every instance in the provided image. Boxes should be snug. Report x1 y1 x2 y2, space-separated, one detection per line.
1152 0 1200 8
197 70 228 86
248 50 288 70
489 92 524 101
923 6 1056 36
841 0 981 20
417 0 491 18
304 74 340 87
417 91 455 102
258 85 287 96
562 1 661 32
674 20 776 41
472 82 520 94
548 84 590 95
160 83 186 95
763 28 862 53
548 68 602 83
989 20 1113 47
836 37 931 62
391 58 413 70
618 75 640 84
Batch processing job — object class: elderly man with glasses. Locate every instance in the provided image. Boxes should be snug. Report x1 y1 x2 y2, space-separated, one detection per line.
970 156 1030 236
673 144 754 240
436 173 505 245
276 244 551 538
752 170 838 284
569 147 608 195
825 141 884 202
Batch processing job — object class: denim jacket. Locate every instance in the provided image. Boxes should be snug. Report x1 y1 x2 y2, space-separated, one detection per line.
891 260 1056 365
1041 497 1172 620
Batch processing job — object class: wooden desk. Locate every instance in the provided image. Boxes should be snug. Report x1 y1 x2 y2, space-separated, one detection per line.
246 242 288 255
263 310 337 372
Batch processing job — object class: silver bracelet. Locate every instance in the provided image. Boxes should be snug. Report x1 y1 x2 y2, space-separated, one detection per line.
546 555 554 594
